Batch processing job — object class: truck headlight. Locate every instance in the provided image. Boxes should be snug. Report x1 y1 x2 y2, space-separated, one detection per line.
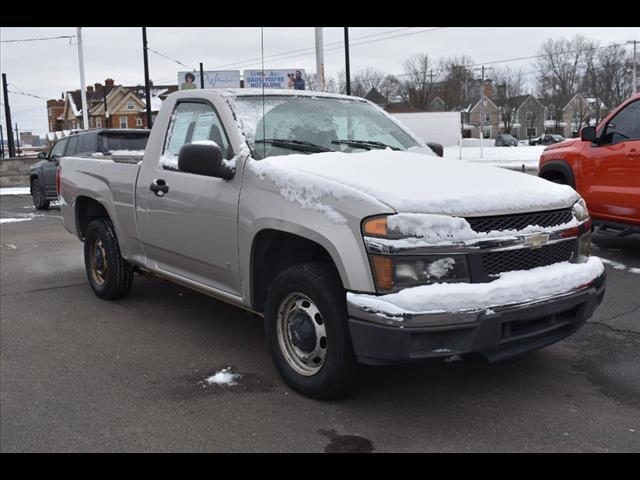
572 198 589 222
369 254 470 293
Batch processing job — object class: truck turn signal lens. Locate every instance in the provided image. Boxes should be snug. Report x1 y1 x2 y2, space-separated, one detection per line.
364 217 388 237
370 255 393 291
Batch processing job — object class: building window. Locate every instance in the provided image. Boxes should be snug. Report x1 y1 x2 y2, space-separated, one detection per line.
526 111 533 122
127 100 135 110
546 106 556 121
136 118 143 127
527 127 537 137
483 126 492 138
484 112 490 123
95 117 102 128
119 116 128 129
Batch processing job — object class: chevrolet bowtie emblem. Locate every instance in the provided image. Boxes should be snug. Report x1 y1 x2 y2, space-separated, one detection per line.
524 232 550 249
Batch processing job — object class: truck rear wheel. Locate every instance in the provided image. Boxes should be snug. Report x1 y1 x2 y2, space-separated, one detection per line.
31 178 50 210
84 218 133 300
264 263 360 399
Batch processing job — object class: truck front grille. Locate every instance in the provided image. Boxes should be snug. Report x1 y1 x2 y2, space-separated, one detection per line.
467 208 573 233
481 239 576 276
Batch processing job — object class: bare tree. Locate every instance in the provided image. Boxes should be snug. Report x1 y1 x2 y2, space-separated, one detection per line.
350 68 386 98
536 35 596 108
400 53 445 109
438 55 474 111
494 67 527 134
583 44 634 121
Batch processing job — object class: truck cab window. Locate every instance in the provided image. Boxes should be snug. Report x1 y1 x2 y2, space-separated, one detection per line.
162 102 231 170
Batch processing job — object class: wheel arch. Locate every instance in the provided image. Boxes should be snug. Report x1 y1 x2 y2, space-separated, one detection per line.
539 160 576 189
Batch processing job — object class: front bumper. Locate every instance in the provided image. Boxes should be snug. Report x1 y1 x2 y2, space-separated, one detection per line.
347 272 606 365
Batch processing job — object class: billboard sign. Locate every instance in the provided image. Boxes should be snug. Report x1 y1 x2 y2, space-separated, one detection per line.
243 69 306 90
178 70 241 90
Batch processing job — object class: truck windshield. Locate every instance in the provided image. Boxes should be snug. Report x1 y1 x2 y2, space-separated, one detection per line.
230 95 422 159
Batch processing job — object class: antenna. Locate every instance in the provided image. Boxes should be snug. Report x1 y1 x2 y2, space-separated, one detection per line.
261 27 266 158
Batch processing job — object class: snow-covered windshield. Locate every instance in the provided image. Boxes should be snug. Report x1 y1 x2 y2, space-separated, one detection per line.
230 95 421 159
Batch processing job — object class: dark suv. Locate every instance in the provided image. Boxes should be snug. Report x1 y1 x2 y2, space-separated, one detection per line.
30 128 149 209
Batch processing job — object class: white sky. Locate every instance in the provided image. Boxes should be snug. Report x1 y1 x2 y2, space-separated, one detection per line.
1 26 638 138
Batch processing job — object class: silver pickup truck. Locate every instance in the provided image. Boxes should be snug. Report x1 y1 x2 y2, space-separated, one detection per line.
59 89 606 399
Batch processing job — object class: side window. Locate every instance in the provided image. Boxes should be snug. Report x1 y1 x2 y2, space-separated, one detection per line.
161 102 231 170
50 138 68 158
76 133 97 155
66 136 80 156
606 100 640 143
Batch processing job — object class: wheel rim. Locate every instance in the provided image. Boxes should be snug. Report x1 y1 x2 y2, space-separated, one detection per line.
90 238 108 286
33 184 43 205
276 292 327 376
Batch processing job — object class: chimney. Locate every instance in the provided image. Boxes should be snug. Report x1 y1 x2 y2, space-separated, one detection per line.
105 78 115 87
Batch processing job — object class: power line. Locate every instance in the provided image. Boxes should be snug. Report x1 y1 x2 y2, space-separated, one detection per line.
1 35 75 43
7 88 49 100
146 46 196 70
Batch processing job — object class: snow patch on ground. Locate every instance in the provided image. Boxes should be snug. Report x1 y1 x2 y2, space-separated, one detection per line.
0 187 31 196
4 243 17 249
1 217 32 224
599 257 640 275
204 368 241 387
348 257 604 315
443 145 545 171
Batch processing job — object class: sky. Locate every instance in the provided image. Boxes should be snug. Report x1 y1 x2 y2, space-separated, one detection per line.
1 26 638 139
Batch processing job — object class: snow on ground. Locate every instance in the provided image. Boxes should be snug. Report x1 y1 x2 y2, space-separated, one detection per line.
1 217 32 224
203 368 241 387
347 257 604 316
599 257 640 275
443 145 546 171
0 187 31 196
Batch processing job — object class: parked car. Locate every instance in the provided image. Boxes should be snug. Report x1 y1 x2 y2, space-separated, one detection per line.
529 134 565 146
30 128 149 210
495 134 518 147
539 93 640 236
59 89 605 399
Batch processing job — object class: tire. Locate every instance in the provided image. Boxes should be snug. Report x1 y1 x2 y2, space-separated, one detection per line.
31 178 50 210
84 217 134 300
264 263 360 400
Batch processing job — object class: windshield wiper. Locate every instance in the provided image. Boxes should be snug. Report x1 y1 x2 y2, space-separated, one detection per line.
332 139 401 151
255 138 334 153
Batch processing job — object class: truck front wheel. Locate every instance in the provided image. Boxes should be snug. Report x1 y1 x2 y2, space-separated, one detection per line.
264 263 360 399
84 218 133 300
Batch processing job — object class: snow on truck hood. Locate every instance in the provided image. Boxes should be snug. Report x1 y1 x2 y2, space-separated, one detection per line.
249 150 579 217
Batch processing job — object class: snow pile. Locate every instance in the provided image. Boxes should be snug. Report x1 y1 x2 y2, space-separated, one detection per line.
204 368 241 387
248 150 578 217
386 212 579 245
347 256 604 315
248 158 355 224
0 187 31 196
1 218 32 224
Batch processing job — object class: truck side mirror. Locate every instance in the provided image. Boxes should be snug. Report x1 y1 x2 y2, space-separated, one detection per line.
37 152 48 160
580 126 597 143
178 142 234 179
426 141 444 157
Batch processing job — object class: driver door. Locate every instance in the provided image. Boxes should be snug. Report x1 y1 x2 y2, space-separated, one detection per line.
581 99 640 223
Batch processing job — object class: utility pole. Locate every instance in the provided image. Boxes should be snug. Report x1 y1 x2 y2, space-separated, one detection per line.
76 27 89 130
628 40 638 94
2 73 16 157
473 66 494 159
142 27 153 128
314 27 325 92
200 63 205 89
0 123 4 158
344 27 351 95
15 122 20 157
102 85 110 128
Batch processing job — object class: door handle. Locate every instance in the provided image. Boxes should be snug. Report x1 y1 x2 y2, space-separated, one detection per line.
150 179 169 197
628 149 640 159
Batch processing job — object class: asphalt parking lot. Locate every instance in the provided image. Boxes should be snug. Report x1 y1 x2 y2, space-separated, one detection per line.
1 193 639 452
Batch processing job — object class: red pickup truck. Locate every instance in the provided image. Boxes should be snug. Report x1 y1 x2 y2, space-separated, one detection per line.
539 93 640 236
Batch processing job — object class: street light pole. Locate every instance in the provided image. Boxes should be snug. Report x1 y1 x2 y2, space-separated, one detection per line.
76 27 89 130
628 40 638 94
344 27 351 95
142 27 153 129
314 27 325 92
